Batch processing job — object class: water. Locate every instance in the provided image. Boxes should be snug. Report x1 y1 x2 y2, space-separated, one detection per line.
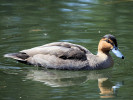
0 0 133 99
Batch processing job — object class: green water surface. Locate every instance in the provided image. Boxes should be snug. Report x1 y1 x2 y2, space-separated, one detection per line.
0 0 133 100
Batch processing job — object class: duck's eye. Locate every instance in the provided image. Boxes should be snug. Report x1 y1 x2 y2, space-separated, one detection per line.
107 40 110 43
104 39 110 43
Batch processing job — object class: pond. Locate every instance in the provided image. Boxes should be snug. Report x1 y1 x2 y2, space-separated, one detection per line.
0 0 133 100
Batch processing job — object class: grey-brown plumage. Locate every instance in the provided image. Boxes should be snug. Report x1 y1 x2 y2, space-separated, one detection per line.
4 34 124 70
4 42 111 70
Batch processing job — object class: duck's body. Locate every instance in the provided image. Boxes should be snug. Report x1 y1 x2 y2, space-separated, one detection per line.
4 34 124 70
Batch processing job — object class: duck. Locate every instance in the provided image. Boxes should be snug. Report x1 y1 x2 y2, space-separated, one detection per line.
4 34 124 70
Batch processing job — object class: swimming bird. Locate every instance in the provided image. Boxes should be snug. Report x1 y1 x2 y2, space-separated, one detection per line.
4 34 124 70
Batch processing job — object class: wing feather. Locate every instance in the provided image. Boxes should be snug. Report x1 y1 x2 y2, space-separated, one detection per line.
21 42 91 61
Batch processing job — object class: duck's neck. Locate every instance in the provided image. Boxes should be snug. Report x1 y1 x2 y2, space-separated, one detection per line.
87 50 113 69
96 50 114 69
97 50 110 58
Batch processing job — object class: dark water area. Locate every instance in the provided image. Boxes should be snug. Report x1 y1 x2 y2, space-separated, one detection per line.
0 0 133 100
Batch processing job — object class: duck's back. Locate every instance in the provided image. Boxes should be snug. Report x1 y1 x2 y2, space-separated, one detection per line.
21 42 91 59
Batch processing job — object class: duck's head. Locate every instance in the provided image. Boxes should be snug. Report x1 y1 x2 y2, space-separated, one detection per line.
98 34 124 59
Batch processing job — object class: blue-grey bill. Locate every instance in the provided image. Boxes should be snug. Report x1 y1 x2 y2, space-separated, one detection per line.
112 48 124 59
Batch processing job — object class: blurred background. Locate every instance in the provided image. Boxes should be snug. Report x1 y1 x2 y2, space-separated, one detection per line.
0 0 133 100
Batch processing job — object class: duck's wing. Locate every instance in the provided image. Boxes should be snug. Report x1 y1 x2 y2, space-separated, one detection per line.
20 42 91 61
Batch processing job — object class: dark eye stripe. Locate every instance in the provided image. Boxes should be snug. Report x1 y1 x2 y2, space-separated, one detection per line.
104 39 114 46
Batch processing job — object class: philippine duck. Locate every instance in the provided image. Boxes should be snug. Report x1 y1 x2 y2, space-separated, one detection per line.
4 34 124 70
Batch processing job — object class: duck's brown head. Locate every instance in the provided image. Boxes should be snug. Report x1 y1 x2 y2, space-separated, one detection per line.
98 34 124 59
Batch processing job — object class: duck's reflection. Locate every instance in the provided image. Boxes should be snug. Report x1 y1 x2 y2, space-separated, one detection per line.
26 69 123 98
98 78 114 98
98 78 124 98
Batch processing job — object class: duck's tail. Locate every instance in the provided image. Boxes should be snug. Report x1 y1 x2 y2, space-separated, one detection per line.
4 52 29 61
